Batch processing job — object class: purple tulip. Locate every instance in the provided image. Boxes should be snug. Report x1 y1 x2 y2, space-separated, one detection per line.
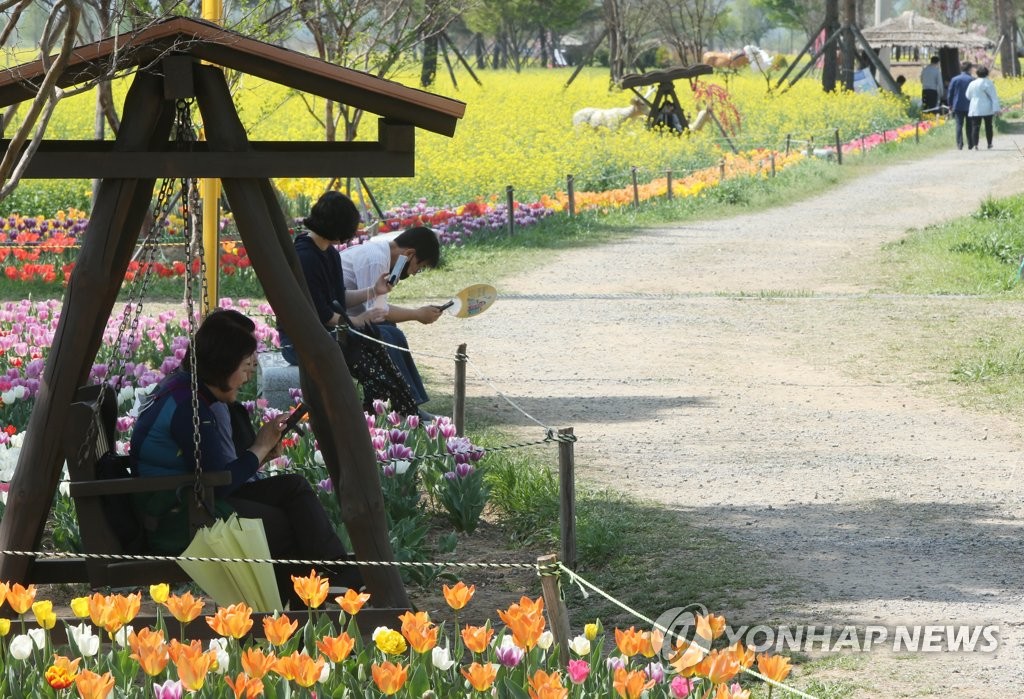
495 639 525 668
153 680 183 699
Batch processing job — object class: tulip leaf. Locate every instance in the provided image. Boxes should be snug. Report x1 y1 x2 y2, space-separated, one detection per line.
408 663 429 696
502 677 531 699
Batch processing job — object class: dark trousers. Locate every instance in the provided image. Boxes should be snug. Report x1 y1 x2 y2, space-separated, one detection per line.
922 89 939 112
954 111 970 149
968 115 993 149
377 322 429 405
226 474 362 600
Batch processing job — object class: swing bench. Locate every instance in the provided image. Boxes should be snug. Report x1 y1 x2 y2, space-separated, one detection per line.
620 64 714 132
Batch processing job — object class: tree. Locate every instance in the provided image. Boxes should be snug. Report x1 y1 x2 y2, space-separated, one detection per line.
602 0 657 83
752 0 823 36
653 0 732 64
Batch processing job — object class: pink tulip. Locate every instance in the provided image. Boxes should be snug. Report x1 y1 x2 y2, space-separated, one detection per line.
567 659 590 684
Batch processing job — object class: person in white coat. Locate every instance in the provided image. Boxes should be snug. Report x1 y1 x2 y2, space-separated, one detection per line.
965 65 1000 150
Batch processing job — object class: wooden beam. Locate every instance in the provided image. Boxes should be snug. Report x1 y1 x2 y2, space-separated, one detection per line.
0 71 173 584
1 135 415 178
193 64 410 610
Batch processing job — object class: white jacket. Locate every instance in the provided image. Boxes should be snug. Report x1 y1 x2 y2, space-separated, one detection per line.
966 77 1000 117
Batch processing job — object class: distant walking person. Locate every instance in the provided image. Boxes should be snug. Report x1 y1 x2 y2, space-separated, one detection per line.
946 61 974 150
920 56 943 113
966 65 1000 150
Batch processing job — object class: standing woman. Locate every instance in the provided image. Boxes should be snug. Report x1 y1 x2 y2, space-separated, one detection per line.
965 66 1000 150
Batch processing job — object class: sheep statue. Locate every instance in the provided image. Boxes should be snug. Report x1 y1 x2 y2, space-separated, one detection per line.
572 95 651 129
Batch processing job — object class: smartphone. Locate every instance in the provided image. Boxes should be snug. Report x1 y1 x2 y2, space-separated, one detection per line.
282 402 308 434
435 299 455 311
387 255 409 286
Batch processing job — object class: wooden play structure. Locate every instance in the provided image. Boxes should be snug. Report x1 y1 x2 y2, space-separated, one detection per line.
0 17 464 610
620 65 714 133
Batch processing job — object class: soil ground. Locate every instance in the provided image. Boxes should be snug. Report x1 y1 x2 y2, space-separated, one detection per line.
408 141 1024 697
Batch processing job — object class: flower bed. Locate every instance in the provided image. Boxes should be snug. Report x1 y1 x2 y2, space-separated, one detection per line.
0 575 794 698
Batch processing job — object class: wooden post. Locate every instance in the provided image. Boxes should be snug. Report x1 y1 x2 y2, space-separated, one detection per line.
0 72 173 584
631 166 640 208
915 121 920 143
506 185 515 236
666 169 673 200
834 128 842 164
718 159 725 183
453 343 467 436
806 136 813 158
566 174 575 219
770 152 776 177
861 136 866 155
785 134 791 154
538 553 571 663
558 427 576 570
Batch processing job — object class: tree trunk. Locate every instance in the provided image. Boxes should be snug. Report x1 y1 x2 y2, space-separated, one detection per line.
997 0 1020 77
420 32 438 87
823 0 840 92
474 33 486 69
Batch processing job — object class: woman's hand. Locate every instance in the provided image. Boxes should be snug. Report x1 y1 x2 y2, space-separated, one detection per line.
249 414 287 463
350 307 388 328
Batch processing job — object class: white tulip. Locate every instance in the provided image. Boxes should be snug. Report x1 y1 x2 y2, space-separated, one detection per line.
319 662 332 682
568 634 591 656
69 623 99 657
537 630 554 651
28 627 46 649
9 634 33 660
431 644 456 671
208 638 230 674
113 624 134 647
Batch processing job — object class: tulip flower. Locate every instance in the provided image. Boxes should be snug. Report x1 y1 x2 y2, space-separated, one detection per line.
615 626 645 657
670 676 695 698
696 649 741 685
263 614 298 647
44 655 80 690
431 644 456 671
207 603 254 639
613 667 655 699
584 622 600 640
495 635 525 668
69 596 90 618
728 640 754 669
69 623 100 657
374 627 407 655
756 652 793 683
32 600 56 629
273 651 324 688
150 583 170 604
442 581 475 610
566 659 590 684
461 624 494 654
9 634 33 660
224 672 263 699
130 628 169 677
152 679 183 699
241 647 277 680
461 662 498 692
75 670 116 699
497 596 546 650
528 669 568 699
568 634 591 655
697 613 727 640
6 582 36 614
371 661 408 695
336 588 371 615
714 683 751 699
164 592 205 624
317 632 355 663
291 569 329 609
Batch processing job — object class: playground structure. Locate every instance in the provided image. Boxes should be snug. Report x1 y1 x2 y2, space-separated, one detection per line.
0 17 464 610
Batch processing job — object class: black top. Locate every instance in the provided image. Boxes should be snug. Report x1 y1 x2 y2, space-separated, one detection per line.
278 232 349 354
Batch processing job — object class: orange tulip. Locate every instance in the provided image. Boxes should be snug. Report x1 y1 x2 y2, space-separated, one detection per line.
291 569 329 609
612 667 655 699
129 628 169 677
168 638 206 664
44 655 80 690
396 610 437 654
164 591 205 624
336 588 371 615
696 649 741 685
667 614 713 674
497 596 546 650
6 583 36 615
207 603 254 639
317 631 355 663
224 672 264 699
241 647 277 680
109 592 142 627
639 628 664 658
74 670 115 699
0 580 9 608
756 652 793 683
263 614 298 647
698 613 727 639
461 624 495 654
371 661 408 695
461 662 498 692
442 581 475 610
528 669 568 699
273 651 325 688
615 627 645 657
728 641 754 669
171 642 217 692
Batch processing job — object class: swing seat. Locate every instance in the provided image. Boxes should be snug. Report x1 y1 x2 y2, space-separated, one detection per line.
36 384 231 588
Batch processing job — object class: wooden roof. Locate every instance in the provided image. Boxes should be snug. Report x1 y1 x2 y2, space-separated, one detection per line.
0 16 465 136
862 11 994 50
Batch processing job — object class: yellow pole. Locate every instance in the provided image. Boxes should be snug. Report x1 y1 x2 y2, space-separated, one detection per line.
201 0 223 315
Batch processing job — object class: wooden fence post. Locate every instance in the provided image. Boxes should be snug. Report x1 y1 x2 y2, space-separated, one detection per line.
785 134 791 154
558 427 576 570
538 553 571 663
631 167 640 208
506 185 515 236
805 136 813 158
666 169 673 200
453 343 467 436
718 159 725 183
770 152 776 177
567 174 575 219
915 121 920 143
834 128 842 165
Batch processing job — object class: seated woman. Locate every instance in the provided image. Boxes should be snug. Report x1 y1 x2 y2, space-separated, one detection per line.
277 190 419 415
130 309 362 604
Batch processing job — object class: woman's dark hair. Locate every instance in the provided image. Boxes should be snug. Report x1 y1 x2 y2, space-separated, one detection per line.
394 226 441 268
303 191 361 242
192 309 257 391
976 65 989 78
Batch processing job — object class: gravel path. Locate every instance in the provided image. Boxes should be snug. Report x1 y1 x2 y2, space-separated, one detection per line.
411 142 1024 697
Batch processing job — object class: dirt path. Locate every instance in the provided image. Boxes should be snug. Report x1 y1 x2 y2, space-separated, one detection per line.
412 143 1024 697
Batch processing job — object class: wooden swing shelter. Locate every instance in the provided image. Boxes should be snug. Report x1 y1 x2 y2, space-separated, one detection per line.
0 17 465 610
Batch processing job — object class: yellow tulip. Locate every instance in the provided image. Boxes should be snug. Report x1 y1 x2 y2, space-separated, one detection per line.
149 583 170 604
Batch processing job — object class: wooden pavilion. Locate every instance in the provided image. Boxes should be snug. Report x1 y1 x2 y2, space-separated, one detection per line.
0 16 465 610
862 11 994 84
